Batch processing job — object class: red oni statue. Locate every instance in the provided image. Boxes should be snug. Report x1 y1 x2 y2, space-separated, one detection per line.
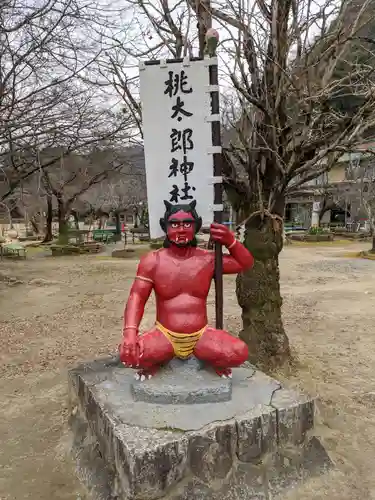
119 200 254 381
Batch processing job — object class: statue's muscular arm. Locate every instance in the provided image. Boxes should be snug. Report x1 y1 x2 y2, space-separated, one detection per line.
222 240 254 274
123 252 156 334
210 223 254 275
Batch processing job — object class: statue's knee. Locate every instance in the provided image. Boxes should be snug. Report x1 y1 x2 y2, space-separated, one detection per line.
234 340 248 364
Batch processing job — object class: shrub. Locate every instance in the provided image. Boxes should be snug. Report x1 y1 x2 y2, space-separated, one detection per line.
308 226 327 235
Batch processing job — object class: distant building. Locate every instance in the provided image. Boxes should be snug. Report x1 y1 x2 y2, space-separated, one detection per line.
287 140 375 229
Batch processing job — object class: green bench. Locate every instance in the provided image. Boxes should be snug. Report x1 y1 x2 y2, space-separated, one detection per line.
2 243 26 259
92 230 117 243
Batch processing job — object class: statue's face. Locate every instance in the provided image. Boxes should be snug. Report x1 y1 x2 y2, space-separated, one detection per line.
167 210 195 246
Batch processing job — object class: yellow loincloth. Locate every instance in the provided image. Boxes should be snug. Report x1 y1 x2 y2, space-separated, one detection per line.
155 321 206 359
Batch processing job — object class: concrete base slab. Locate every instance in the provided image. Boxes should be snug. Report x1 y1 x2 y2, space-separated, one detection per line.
131 357 233 404
68 356 332 500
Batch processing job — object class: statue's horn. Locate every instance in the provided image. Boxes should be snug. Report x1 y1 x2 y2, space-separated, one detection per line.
190 200 197 210
164 200 172 210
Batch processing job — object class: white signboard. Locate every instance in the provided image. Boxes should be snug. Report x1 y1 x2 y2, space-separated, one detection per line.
139 59 215 239
312 202 321 212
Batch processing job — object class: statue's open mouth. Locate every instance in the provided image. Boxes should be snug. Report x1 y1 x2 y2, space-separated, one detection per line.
176 236 188 244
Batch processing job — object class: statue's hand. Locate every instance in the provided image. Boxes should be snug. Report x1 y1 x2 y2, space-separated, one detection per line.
210 222 235 247
119 328 142 367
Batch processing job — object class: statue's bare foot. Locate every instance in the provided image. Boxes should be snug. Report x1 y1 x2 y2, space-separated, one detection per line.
134 366 159 382
215 367 232 379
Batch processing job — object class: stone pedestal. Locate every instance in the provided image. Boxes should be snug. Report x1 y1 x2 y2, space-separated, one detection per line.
68 356 332 500
131 357 232 404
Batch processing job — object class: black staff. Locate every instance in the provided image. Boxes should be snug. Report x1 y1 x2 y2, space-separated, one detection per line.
208 60 224 330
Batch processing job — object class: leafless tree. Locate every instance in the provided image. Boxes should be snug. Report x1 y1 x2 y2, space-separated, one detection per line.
0 0 133 203
344 153 375 249
359 178 375 251
93 0 199 138
206 0 375 367
36 145 132 242
80 147 147 231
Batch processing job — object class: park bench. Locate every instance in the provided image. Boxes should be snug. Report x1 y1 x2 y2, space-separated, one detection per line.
92 229 117 243
80 241 103 253
138 234 150 242
2 243 27 259
130 227 150 243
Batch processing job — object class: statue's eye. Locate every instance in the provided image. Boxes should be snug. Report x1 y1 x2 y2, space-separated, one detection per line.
184 223 192 228
171 223 179 228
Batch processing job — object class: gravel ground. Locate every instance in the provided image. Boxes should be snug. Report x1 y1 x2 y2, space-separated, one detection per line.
0 242 375 499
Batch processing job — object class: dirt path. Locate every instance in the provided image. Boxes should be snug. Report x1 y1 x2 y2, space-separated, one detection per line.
1 242 375 499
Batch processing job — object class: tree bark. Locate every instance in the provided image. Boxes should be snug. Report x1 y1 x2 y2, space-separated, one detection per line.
318 208 326 224
367 212 375 253
236 211 291 370
134 207 139 228
43 195 53 243
57 199 70 244
114 212 121 235
30 216 40 235
72 210 80 230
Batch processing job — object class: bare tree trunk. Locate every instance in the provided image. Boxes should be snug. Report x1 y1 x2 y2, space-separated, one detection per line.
370 221 375 253
366 208 375 253
114 212 122 241
87 215 93 233
236 203 291 370
133 207 139 228
43 195 53 243
72 210 80 230
30 216 40 235
197 0 211 57
57 198 70 244
318 208 326 224
318 195 327 224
